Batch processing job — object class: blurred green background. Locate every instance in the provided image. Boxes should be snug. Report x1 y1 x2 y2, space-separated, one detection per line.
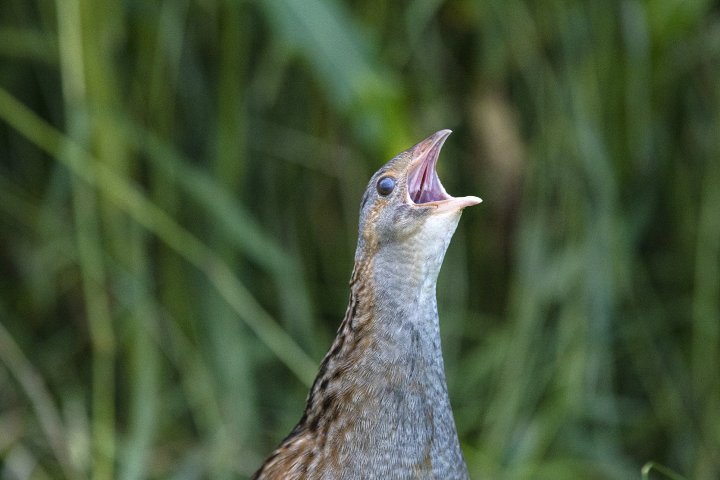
1 0 719 478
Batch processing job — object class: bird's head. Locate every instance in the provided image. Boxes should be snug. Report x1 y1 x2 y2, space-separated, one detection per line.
355 130 481 286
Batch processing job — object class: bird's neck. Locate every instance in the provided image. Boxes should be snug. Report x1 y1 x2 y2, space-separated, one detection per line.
339 222 463 404
290 246 466 476
267 229 468 477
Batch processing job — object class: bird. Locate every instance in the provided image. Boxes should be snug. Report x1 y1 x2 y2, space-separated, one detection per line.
252 130 481 479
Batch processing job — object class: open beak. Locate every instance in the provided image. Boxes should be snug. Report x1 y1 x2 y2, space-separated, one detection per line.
406 129 482 213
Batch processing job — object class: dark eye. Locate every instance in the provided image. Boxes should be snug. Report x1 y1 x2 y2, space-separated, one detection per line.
377 176 396 196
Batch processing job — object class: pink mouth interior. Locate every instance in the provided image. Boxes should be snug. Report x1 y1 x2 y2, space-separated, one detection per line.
407 143 452 204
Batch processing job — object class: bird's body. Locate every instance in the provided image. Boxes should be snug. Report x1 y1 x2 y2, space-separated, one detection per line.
253 130 480 479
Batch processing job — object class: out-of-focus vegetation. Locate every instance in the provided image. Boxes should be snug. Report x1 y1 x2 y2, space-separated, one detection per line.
0 0 718 478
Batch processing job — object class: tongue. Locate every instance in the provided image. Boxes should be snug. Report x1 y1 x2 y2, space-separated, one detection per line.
413 163 433 203
408 130 450 204
406 130 483 211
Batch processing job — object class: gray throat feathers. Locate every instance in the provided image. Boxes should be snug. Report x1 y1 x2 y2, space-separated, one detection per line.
292 213 468 478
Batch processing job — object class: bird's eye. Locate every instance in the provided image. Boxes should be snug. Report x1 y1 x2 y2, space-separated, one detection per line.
377 176 396 196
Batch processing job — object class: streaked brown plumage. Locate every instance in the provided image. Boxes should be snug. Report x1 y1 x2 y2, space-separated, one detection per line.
253 130 481 479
